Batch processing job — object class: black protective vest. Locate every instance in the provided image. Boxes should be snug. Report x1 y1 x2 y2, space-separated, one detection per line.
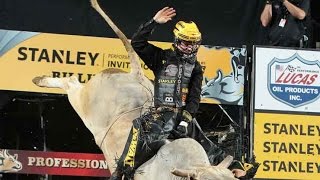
154 51 195 108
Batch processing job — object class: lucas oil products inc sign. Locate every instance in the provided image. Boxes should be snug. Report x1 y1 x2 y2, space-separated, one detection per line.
253 46 320 180
267 53 320 108
254 47 320 113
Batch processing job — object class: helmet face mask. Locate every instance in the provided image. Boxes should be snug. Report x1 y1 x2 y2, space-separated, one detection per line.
174 38 201 55
173 21 202 56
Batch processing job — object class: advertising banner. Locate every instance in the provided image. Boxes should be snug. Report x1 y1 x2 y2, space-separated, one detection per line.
253 113 320 180
199 46 246 105
0 149 110 177
254 46 320 113
253 46 320 179
0 29 245 105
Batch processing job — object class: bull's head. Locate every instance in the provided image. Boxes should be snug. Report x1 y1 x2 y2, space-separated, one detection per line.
201 47 246 105
201 61 244 105
171 155 245 180
0 149 23 173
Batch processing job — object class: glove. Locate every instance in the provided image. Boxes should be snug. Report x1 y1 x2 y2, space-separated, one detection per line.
176 110 192 136
182 110 192 122
176 121 189 136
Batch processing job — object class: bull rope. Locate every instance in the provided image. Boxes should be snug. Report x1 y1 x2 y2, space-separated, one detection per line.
99 105 146 149
99 82 154 149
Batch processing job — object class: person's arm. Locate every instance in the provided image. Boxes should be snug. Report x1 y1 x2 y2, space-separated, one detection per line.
260 1 272 27
131 7 176 71
283 0 309 20
185 62 203 117
131 20 162 71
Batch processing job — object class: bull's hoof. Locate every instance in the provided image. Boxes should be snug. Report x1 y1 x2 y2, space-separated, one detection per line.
32 75 49 87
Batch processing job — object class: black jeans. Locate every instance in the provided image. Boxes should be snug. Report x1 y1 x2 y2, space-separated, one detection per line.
115 107 225 179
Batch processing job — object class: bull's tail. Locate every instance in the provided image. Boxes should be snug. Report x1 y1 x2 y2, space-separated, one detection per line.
90 0 144 80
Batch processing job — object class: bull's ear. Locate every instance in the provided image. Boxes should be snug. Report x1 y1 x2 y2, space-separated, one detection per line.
171 168 199 179
204 77 209 84
13 154 18 160
217 155 233 168
215 70 223 82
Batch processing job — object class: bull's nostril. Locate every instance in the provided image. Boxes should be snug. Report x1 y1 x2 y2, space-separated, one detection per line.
220 82 227 86
201 92 209 96
13 162 22 169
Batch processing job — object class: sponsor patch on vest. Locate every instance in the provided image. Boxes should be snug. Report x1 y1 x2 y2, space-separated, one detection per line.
164 93 174 103
164 64 178 77
158 79 176 84
182 88 188 93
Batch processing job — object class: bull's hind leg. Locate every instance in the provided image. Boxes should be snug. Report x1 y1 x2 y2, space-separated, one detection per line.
32 75 82 91
32 75 86 120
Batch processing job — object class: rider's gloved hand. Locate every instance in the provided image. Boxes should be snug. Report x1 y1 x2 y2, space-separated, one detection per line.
176 110 192 136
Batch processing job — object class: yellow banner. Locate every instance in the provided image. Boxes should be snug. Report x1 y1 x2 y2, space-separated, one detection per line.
0 31 154 94
254 112 320 179
0 30 243 105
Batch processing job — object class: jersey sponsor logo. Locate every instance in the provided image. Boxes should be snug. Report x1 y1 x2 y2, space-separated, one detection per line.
164 93 174 103
165 64 178 77
158 79 176 84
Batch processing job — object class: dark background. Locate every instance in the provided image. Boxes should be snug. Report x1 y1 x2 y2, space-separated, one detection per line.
0 0 319 179
0 0 319 48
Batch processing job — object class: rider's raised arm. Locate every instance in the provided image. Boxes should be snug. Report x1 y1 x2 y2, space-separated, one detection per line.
131 7 176 72
131 19 164 72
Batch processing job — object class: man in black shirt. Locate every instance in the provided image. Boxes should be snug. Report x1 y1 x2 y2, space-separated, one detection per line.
131 7 203 127
260 0 310 47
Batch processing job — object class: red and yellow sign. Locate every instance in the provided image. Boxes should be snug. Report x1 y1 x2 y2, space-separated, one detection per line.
0 149 109 177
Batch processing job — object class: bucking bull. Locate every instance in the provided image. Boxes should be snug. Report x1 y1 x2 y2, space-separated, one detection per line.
32 0 244 179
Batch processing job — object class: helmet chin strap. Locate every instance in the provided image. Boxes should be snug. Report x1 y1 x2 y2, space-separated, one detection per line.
182 54 197 64
172 45 197 64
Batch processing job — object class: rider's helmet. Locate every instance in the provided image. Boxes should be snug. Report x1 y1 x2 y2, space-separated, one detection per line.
173 21 202 57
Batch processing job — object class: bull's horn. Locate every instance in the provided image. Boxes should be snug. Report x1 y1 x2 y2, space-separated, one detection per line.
4 149 10 158
204 77 209 84
214 70 223 83
0 149 4 158
171 168 199 179
13 154 18 160
217 155 233 168
231 59 240 83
